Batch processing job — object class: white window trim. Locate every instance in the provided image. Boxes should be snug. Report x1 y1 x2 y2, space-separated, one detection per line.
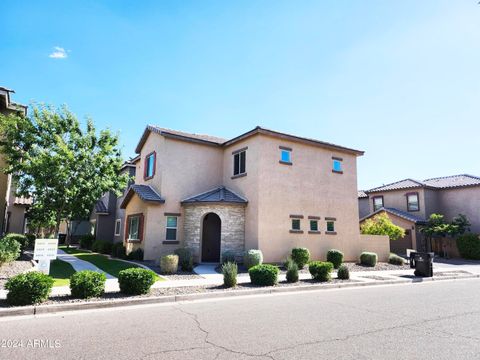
114 219 121 236
166 216 178 241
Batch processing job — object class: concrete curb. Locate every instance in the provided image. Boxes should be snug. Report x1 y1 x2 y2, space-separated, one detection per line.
0 273 478 318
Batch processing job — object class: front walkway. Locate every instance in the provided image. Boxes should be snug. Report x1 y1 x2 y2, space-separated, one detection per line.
56 250 115 279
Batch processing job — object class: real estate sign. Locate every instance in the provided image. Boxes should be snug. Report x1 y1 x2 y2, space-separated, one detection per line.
33 239 58 275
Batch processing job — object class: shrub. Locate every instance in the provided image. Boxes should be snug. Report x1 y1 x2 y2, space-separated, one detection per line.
326 249 344 269
249 264 279 286
360 252 378 267
388 253 405 266
160 254 179 274
174 248 193 271
0 236 21 265
91 240 113 254
221 250 236 264
5 271 54 306
337 264 350 280
25 234 36 250
69 270 106 299
118 268 156 295
111 242 127 259
127 248 144 261
244 249 263 269
309 261 334 282
222 262 238 288
79 234 95 250
291 248 310 269
4 233 30 254
285 258 299 283
457 233 480 260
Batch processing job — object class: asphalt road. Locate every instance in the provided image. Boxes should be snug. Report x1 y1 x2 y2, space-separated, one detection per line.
0 279 479 360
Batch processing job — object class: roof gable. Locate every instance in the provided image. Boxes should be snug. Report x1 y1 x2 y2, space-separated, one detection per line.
182 186 248 204
120 184 165 209
360 207 426 225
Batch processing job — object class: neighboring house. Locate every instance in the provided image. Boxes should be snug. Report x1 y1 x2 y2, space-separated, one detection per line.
0 86 30 234
358 190 369 219
120 125 389 263
359 174 480 255
89 157 137 242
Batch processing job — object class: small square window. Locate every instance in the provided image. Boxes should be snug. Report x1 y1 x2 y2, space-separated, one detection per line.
166 216 178 241
333 159 342 173
291 219 301 230
280 149 291 163
373 196 384 212
310 220 318 231
326 221 335 232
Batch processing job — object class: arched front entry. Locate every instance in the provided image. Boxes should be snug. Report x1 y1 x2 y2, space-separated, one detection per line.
201 213 221 262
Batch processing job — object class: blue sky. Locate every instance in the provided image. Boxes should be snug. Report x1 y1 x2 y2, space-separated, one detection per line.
1 1 479 190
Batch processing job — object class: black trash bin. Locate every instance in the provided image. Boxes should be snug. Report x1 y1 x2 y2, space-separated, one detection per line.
58 233 66 245
411 252 434 277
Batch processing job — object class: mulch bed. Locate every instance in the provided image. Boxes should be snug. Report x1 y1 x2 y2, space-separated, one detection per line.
0 278 358 308
0 254 34 290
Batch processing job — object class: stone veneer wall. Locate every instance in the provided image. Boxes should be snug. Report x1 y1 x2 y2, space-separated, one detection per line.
183 203 246 263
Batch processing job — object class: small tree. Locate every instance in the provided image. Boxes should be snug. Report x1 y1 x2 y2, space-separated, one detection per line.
0 104 129 241
420 213 471 253
361 213 405 241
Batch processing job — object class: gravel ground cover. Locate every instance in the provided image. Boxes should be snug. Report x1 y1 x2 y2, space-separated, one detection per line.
0 254 34 290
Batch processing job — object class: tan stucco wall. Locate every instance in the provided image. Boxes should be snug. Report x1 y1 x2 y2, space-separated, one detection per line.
358 235 390 262
369 188 427 219
436 187 480 233
358 197 370 219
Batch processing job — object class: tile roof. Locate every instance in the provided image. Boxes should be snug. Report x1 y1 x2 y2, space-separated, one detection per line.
367 179 426 193
120 184 165 209
360 207 427 224
182 186 248 204
94 200 109 214
358 190 368 198
422 174 480 189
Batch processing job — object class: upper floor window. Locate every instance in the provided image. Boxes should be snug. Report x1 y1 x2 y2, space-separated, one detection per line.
114 219 121 236
332 157 343 174
279 146 292 164
373 196 384 212
407 192 419 212
233 148 247 177
144 152 156 179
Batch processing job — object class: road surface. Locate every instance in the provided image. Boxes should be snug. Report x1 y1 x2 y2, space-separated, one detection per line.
0 279 479 359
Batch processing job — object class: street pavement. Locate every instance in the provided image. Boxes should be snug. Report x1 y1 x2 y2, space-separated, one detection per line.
0 278 479 359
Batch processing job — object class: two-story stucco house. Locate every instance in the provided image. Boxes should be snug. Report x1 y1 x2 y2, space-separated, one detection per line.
360 174 480 256
120 125 389 263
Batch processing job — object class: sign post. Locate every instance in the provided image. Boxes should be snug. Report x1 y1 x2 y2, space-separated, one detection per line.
33 239 59 275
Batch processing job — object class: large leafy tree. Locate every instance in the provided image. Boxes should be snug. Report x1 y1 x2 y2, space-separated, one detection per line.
360 212 405 241
0 104 129 239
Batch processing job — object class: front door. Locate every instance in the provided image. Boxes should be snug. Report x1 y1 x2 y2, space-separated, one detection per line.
201 213 221 262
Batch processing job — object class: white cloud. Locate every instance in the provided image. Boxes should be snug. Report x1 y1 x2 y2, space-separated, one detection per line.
49 46 68 59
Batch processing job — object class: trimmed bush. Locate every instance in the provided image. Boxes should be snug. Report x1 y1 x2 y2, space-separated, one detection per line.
127 248 144 261
0 236 21 265
326 249 344 269
457 233 480 260
388 253 405 266
221 250 236 264
174 248 193 271
309 261 334 282
360 252 378 267
111 242 127 259
249 264 279 286
285 258 299 283
118 268 156 295
291 247 310 269
79 234 95 250
4 233 30 254
244 249 263 269
91 240 113 254
5 271 54 306
160 254 179 274
222 262 238 288
70 270 106 299
337 264 350 280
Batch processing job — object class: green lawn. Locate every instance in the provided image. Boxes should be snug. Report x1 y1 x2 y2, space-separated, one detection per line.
49 259 76 287
58 246 164 281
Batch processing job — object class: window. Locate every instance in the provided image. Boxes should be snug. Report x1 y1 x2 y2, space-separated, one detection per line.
407 193 419 212
144 152 156 179
332 157 343 173
310 220 318 231
166 216 178 241
373 196 384 212
326 221 335 232
114 219 121 236
279 147 292 164
128 215 140 240
233 150 246 176
291 219 301 231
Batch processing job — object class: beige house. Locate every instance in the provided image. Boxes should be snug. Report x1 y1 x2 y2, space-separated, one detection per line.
0 86 30 234
360 175 480 256
121 125 389 263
